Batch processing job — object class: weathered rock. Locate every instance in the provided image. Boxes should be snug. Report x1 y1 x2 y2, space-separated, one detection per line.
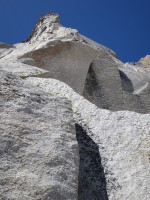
83 52 124 110
0 42 15 59
23 13 61 43
0 61 51 78
139 55 150 67
21 41 98 94
116 59 150 113
19 13 150 113
26 76 150 200
0 12 150 200
0 70 79 200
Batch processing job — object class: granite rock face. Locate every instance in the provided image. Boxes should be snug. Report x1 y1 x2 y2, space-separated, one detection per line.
0 13 150 200
27 76 150 200
1 13 150 113
0 70 79 200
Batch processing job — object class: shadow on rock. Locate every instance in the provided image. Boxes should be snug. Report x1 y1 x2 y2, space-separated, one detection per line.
119 70 134 93
76 124 108 200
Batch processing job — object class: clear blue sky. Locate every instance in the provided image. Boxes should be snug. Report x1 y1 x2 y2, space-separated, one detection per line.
0 0 150 62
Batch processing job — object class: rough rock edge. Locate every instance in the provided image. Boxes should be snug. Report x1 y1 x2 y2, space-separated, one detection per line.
22 12 60 43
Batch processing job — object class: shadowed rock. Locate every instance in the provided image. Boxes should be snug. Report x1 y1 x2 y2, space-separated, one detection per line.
76 124 108 200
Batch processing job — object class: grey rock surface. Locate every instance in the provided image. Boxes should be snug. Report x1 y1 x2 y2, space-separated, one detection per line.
0 12 150 200
116 59 150 113
0 61 51 78
0 42 15 59
0 70 79 200
15 13 150 113
21 41 98 94
83 53 124 110
27 76 150 200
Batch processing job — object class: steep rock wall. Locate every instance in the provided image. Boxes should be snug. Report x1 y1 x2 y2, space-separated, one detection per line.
0 70 79 200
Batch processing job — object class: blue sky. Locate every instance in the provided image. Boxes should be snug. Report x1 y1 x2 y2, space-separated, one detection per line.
0 0 149 62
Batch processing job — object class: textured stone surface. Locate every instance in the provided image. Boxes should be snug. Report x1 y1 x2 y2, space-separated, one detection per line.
0 61 50 78
0 70 79 200
21 13 150 113
1 13 150 113
0 42 15 59
21 41 98 94
83 53 124 110
139 55 150 67
27 76 150 200
0 12 150 200
115 58 150 113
